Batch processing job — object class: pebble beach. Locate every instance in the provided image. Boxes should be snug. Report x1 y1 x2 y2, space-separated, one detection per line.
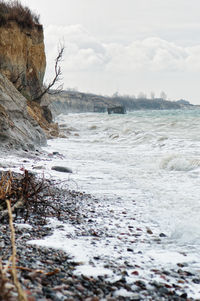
0 150 200 300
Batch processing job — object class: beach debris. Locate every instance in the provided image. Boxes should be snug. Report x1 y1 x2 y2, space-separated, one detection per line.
0 170 61 222
0 200 28 301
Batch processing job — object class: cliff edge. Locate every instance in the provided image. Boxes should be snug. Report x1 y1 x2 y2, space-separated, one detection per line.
0 2 46 100
0 22 46 101
0 1 59 150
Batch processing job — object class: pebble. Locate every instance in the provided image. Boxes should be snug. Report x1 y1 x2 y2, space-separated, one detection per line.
146 227 153 234
127 248 134 252
0 172 197 301
33 166 45 170
159 232 167 237
192 278 200 284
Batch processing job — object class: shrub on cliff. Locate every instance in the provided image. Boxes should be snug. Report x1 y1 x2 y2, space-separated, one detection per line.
0 0 41 29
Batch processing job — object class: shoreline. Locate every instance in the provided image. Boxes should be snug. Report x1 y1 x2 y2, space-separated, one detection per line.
0 150 199 300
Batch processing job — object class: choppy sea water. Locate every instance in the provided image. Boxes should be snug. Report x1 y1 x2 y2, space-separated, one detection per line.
52 110 200 244
29 109 200 298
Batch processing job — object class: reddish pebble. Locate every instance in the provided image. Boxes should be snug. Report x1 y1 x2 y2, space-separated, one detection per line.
132 270 139 276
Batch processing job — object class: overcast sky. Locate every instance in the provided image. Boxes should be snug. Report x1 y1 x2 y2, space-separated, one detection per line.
20 0 200 104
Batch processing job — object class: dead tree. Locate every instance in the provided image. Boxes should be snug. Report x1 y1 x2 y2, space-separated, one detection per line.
33 45 65 102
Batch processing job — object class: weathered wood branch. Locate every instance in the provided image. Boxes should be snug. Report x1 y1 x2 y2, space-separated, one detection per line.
33 45 64 101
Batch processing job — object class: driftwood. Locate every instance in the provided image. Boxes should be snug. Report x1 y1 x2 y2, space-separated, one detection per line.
0 197 24 221
0 170 60 223
6 200 27 301
0 170 62 300
0 197 27 301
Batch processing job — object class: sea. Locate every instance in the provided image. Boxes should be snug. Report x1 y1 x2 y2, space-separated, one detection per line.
7 109 200 298
51 109 200 247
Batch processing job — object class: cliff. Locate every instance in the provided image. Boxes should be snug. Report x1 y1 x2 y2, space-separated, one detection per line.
45 91 194 117
0 21 46 100
0 72 46 150
0 2 60 151
43 91 116 117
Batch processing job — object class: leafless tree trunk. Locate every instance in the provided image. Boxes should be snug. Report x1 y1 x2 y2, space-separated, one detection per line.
33 45 65 102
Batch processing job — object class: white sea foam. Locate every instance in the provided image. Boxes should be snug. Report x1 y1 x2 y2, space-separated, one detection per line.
22 109 200 298
48 110 200 247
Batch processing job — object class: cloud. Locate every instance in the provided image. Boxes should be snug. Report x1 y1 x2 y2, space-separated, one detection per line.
43 24 200 104
105 38 190 72
44 25 200 77
44 24 109 76
185 45 200 71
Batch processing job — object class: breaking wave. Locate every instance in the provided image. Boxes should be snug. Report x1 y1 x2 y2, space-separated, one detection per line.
55 109 200 247
160 155 200 171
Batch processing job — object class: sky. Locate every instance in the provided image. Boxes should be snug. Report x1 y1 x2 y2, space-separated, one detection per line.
20 0 200 104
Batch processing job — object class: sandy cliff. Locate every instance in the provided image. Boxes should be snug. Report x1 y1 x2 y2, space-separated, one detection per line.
0 21 46 100
0 9 59 150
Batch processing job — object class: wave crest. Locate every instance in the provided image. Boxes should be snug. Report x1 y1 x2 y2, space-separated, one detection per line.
160 155 200 171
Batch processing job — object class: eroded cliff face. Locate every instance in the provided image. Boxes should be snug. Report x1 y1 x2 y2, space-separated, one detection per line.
0 21 46 100
0 73 46 150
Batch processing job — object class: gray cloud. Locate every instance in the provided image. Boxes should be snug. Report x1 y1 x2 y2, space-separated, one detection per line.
44 25 200 76
45 25 109 75
43 25 200 103
19 0 200 104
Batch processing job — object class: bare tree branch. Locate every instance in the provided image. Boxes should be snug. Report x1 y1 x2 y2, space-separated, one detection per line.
33 45 65 101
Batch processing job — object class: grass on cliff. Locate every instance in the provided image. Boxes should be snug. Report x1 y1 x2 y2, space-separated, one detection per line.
0 0 41 29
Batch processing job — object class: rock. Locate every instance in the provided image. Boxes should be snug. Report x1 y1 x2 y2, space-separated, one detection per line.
159 232 167 237
51 166 72 173
41 105 53 123
146 227 153 234
192 278 200 284
85 297 99 301
134 280 146 289
0 73 46 150
131 271 139 276
33 166 45 170
180 293 187 299
27 100 59 139
0 240 5 248
53 151 60 155
127 248 134 252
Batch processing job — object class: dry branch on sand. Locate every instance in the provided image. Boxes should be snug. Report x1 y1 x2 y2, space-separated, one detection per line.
0 257 14 301
0 170 64 300
0 170 61 223
0 200 27 301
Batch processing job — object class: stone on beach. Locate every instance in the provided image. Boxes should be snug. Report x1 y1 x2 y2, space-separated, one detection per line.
51 166 73 173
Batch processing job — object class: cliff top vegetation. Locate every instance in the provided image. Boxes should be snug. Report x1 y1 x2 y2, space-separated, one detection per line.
0 0 41 29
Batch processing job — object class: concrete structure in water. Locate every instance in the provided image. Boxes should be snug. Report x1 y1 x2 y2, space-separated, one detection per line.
107 106 126 114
